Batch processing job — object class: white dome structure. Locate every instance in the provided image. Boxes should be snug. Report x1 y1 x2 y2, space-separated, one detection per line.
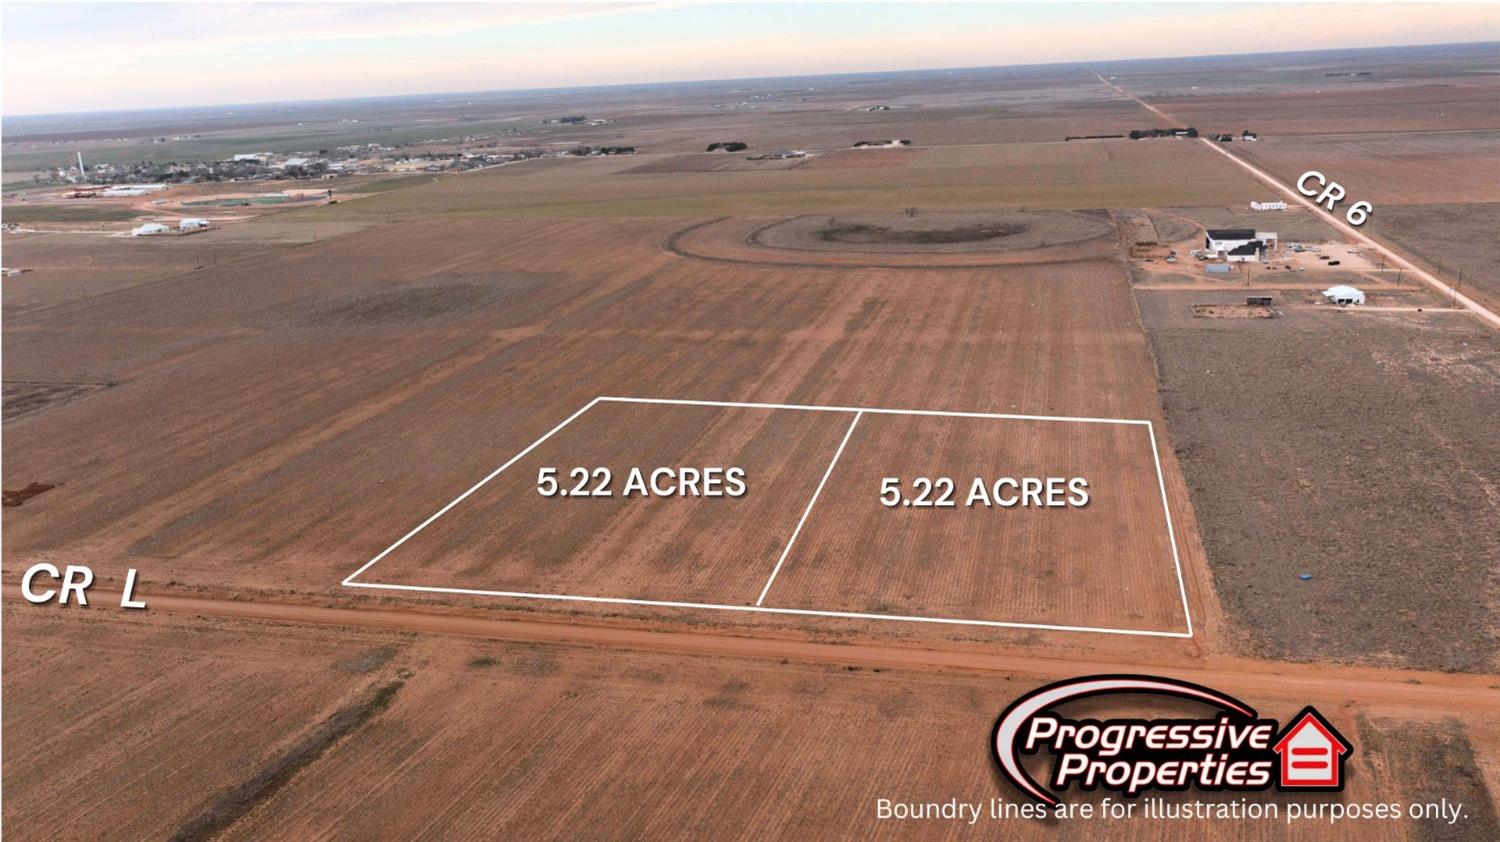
1322 285 1365 306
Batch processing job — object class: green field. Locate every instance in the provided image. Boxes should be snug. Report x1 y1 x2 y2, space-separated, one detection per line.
1 204 141 223
286 141 1266 221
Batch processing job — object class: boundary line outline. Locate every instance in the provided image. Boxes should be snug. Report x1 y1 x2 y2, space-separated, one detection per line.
344 395 1193 639
755 410 862 606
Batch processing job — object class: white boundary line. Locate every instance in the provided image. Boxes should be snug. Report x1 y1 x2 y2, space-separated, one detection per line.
341 396 602 586
343 580 1192 638
1147 421 1193 638
345 395 1194 639
598 395 1150 426
755 410 862 605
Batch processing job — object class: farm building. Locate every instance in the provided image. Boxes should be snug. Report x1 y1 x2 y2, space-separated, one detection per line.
179 218 211 232
1323 285 1366 305
1226 242 1263 263
130 223 170 237
1205 228 1277 260
102 184 168 197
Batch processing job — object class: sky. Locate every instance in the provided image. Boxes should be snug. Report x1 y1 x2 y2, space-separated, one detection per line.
4 2 1499 115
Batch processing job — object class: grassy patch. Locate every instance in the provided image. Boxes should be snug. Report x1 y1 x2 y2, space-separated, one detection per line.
352 174 439 194
2 204 140 223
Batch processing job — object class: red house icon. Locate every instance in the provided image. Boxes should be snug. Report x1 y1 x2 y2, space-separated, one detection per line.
1272 707 1352 790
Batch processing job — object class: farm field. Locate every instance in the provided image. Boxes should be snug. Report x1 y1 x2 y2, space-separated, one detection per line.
1233 131 1500 204
1143 80 1500 135
357 400 858 605
1368 201 1500 312
284 138 1265 220
3 218 1214 652
762 411 1187 633
0 232 299 314
0 605 404 841
5 35 1500 840
4 603 1496 840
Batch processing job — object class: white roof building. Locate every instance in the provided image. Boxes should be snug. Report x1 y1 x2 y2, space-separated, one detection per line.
103 184 168 197
130 223 170 237
179 218 211 231
1323 285 1365 305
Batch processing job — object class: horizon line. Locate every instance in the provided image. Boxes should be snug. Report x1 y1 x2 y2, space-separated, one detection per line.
5 38 1495 124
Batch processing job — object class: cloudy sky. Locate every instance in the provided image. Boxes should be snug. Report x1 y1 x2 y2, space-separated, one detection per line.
4 2 1498 115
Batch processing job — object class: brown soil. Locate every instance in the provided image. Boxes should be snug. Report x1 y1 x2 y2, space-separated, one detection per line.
168 678 405 842
8 55 1500 839
1139 291 1500 672
6 598 1497 838
1191 303 1276 318
1 216 1216 660
1369 202 1500 314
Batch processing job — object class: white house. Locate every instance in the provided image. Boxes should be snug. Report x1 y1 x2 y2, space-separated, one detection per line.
1323 285 1365 306
130 222 170 237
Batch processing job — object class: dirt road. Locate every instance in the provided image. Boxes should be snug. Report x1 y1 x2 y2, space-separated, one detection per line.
1094 72 1500 331
31 589 1499 714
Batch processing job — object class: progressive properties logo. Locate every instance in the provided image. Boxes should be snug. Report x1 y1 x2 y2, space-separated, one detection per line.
992 675 1352 807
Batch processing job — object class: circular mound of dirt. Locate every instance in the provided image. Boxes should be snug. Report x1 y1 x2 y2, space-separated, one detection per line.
752 211 1111 255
